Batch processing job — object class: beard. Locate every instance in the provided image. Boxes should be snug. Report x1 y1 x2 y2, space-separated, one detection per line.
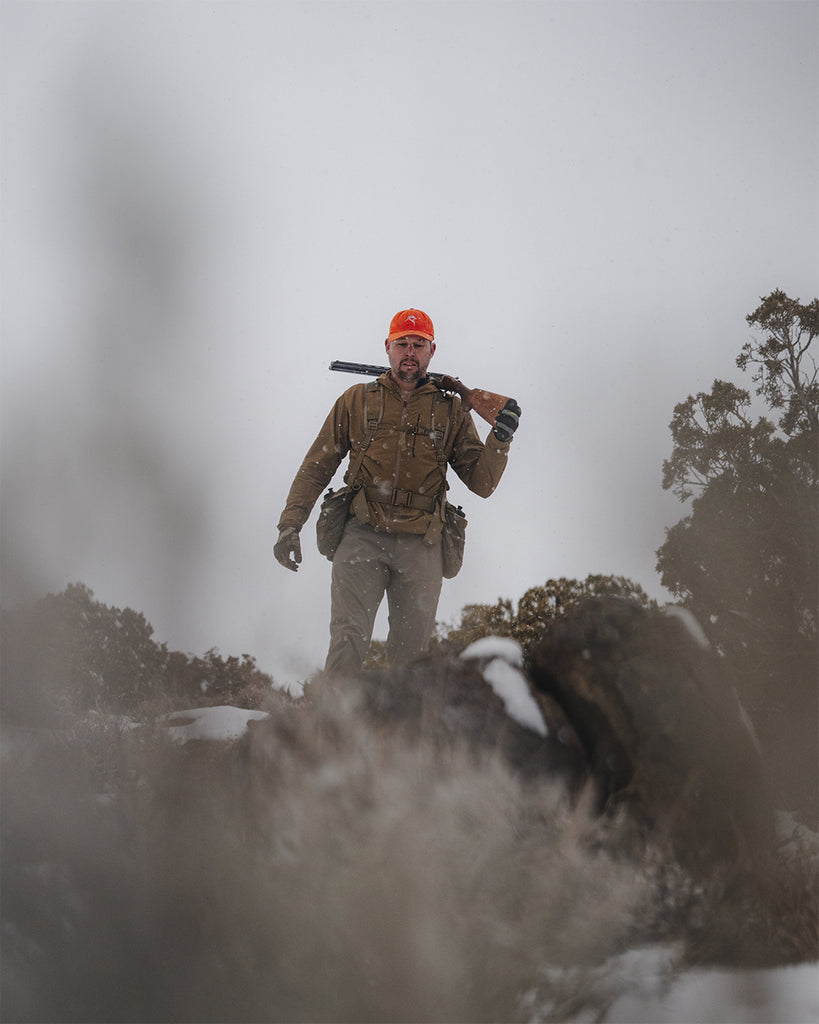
395 360 422 384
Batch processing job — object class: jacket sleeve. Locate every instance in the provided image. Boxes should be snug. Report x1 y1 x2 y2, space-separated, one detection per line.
447 405 511 498
276 393 352 533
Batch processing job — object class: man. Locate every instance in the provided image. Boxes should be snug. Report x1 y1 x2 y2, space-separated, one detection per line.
274 308 520 676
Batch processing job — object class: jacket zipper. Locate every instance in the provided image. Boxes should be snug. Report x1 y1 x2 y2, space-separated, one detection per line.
390 394 409 496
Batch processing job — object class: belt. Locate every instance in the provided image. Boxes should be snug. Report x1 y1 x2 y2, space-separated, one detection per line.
364 486 437 512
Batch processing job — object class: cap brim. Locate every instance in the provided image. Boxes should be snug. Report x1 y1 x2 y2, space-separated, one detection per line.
386 330 435 342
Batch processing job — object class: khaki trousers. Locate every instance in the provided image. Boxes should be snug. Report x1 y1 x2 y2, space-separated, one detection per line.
324 520 443 677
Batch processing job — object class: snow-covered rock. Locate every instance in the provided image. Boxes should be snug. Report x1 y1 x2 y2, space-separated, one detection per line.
461 637 547 736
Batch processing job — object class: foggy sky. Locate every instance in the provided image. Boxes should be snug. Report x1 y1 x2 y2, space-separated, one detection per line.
2 1 817 687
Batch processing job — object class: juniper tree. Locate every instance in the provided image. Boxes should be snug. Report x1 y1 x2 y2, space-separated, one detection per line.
657 290 818 813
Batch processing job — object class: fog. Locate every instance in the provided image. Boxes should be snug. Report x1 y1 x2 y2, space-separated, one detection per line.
2 1 817 687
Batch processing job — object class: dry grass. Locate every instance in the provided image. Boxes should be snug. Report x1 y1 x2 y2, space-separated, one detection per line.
2 683 816 1023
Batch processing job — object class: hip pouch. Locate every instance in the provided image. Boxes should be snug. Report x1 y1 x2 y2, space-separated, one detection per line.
441 502 467 579
316 486 355 560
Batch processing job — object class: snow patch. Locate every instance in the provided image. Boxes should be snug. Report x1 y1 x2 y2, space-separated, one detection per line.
163 706 269 743
482 659 548 737
605 961 819 1024
533 945 681 1021
460 635 524 666
461 637 546 737
538 946 819 1024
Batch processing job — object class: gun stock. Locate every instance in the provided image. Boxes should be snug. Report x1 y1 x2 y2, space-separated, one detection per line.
328 361 514 428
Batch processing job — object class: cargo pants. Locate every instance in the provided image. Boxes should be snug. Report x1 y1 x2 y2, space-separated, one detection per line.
324 519 443 677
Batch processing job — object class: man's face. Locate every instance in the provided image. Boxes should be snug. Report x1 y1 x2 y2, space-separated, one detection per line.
385 334 436 385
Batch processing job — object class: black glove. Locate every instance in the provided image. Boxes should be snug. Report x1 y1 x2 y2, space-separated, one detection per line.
274 528 302 572
493 399 521 443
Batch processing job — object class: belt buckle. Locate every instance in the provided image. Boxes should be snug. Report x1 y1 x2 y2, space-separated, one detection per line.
391 488 410 508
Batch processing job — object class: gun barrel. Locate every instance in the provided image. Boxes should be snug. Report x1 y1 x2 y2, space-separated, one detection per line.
329 360 444 381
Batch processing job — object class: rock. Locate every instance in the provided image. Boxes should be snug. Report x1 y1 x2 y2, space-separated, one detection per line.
528 597 775 868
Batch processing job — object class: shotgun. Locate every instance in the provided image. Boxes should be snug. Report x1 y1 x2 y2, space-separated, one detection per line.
329 360 515 428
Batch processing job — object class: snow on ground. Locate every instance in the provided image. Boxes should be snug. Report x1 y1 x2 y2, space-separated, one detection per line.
531 947 819 1023
603 959 819 1024
162 705 268 743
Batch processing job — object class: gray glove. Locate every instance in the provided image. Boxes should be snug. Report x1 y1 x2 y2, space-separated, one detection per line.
493 399 521 443
274 528 302 572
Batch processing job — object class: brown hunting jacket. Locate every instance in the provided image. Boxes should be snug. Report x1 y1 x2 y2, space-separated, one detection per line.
277 372 510 537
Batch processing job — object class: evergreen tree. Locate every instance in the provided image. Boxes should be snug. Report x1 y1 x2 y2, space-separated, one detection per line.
1 584 279 722
657 290 818 812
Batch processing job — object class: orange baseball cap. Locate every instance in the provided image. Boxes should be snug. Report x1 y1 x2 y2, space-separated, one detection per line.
387 308 435 342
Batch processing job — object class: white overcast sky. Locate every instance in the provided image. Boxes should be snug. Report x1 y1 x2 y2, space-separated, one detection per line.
2 1 817 687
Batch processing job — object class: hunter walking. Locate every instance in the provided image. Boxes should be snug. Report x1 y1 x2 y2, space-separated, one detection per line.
274 308 520 676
